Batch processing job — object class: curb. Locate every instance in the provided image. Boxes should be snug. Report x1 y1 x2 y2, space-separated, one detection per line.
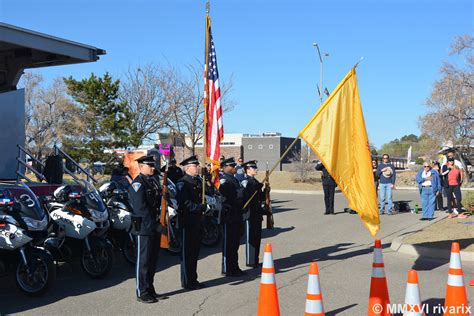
272 187 474 195
390 216 474 262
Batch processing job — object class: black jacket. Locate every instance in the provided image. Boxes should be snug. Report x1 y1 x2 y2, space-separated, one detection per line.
219 172 244 223
129 173 161 235
176 174 205 228
315 162 337 186
241 175 265 221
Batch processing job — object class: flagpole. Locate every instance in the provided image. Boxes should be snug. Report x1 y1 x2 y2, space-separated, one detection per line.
202 2 211 204
242 135 301 209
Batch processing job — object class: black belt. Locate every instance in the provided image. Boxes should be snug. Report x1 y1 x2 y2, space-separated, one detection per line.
422 185 432 187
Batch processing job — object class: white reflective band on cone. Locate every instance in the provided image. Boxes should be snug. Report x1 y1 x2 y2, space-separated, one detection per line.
261 272 275 284
307 275 321 294
447 274 465 287
373 249 384 263
263 252 274 268
305 300 324 314
372 267 386 278
449 253 462 269
404 283 421 305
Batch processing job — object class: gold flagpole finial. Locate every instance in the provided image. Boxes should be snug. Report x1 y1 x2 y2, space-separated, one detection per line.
206 1 210 15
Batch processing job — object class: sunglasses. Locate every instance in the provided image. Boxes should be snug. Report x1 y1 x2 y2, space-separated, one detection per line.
423 166 430 168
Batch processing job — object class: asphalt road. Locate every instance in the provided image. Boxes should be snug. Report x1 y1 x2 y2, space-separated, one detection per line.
1 191 473 315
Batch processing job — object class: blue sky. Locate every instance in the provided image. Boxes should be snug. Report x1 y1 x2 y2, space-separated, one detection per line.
2 0 472 148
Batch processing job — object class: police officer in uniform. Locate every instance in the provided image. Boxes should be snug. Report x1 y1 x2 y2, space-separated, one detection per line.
176 155 207 290
219 157 245 276
240 160 265 268
129 155 163 303
161 158 184 184
315 161 337 215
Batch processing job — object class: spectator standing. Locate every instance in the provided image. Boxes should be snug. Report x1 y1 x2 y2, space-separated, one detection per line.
416 162 441 220
376 154 396 215
432 162 444 210
315 161 337 215
372 159 379 195
445 158 463 218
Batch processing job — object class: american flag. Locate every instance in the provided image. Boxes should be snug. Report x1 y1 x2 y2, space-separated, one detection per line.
204 22 223 188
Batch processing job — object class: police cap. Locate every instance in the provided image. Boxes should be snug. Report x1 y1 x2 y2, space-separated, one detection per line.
242 160 258 169
180 155 200 166
221 157 237 167
135 155 155 166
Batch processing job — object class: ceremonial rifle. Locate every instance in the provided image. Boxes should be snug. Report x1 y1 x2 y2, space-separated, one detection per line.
159 163 170 249
264 162 274 229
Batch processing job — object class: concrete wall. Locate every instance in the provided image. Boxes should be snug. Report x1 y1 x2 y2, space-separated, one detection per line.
0 89 24 179
242 136 281 170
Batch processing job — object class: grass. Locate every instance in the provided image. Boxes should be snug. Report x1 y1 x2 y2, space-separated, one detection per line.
404 217 474 252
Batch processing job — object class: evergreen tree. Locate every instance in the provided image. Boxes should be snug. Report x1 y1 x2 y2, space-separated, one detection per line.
63 73 130 164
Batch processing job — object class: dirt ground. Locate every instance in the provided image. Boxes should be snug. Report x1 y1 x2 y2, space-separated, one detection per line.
404 216 474 252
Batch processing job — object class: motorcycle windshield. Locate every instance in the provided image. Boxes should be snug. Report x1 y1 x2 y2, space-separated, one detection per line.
8 183 45 220
78 180 107 213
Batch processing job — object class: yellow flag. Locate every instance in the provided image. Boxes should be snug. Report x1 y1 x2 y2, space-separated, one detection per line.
299 68 380 236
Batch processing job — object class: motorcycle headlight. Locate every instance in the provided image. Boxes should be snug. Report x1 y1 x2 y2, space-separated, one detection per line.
23 215 48 231
89 208 108 222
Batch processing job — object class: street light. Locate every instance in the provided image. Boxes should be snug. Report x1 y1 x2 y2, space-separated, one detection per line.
307 43 329 162
312 43 329 105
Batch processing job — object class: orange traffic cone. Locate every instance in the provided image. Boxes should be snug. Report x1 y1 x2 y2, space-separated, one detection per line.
368 240 391 316
403 270 424 316
304 262 325 316
444 242 469 316
257 243 280 316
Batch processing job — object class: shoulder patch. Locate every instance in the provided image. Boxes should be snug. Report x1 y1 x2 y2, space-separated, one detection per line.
220 178 226 184
177 182 185 191
132 183 142 192
241 180 248 188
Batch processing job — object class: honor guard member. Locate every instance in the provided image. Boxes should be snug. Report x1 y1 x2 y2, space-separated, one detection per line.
234 157 245 182
219 157 245 276
240 160 265 268
129 155 163 303
315 161 337 215
161 158 184 184
176 155 207 290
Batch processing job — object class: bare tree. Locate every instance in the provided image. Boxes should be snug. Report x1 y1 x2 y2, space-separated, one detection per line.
120 64 175 147
21 73 74 161
419 34 473 147
165 62 235 154
290 151 316 183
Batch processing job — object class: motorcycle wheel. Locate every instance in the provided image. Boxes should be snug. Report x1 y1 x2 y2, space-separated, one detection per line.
16 247 56 296
81 243 113 279
201 221 221 247
122 235 136 266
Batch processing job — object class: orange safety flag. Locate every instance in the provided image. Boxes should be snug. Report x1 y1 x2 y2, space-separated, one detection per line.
299 68 380 236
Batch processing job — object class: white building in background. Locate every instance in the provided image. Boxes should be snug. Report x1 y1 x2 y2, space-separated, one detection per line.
186 133 244 148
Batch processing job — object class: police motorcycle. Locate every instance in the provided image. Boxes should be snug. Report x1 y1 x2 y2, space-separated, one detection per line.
42 180 113 278
165 180 222 254
0 187 56 296
201 194 223 247
164 179 181 255
98 181 135 265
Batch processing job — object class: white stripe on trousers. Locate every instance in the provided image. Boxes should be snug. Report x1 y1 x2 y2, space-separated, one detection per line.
246 220 250 265
136 235 140 297
182 229 187 285
223 224 227 273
